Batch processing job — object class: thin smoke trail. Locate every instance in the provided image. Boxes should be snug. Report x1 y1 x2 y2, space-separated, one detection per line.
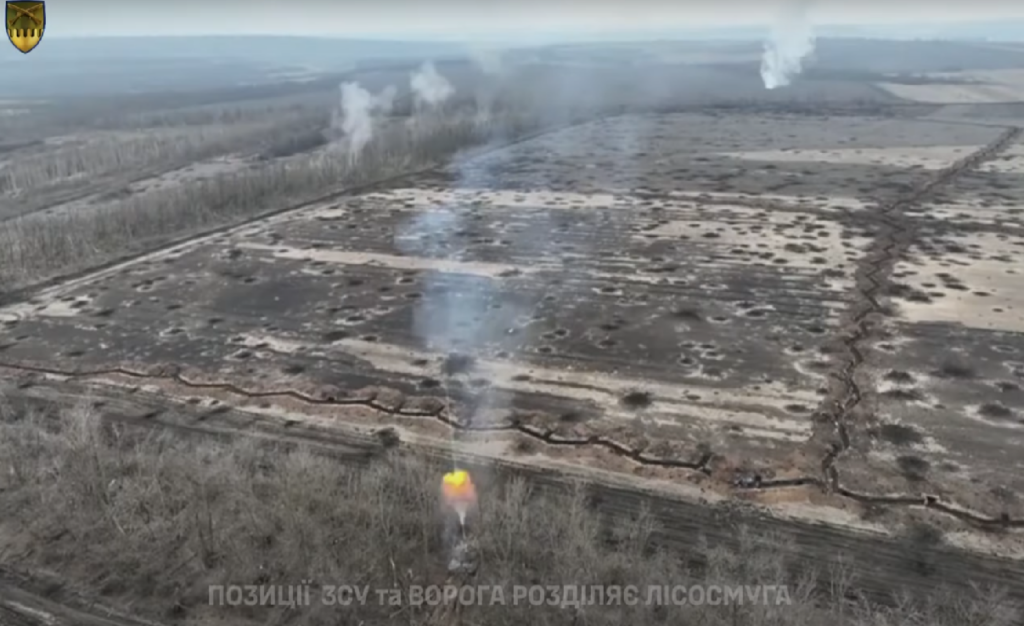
442 375 459 471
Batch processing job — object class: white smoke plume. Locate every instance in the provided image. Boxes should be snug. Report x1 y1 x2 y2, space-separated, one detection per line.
467 46 503 76
411 61 455 110
760 0 817 90
332 82 396 160
376 84 398 115
466 46 504 125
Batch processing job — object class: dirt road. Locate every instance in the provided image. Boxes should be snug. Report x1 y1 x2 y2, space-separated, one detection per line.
0 569 162 626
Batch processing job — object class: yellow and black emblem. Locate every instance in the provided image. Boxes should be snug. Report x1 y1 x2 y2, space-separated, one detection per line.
6 1 45 54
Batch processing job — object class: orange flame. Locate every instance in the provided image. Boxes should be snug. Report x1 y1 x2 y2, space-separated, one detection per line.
441 469 477 521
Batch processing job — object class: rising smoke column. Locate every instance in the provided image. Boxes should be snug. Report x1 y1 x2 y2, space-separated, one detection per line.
395 63 522 432
335 83 375 157
760 0 817 90
376 85 398 115
467 46 504 124
397 65 475 358
467 46 503 76
396 160 506 362
331 82 396 160
411 61 455 110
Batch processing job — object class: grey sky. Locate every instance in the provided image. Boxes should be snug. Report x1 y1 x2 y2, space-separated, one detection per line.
41 0 1024 40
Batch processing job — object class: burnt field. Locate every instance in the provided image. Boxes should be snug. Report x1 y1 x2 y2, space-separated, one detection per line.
2 35 1024 626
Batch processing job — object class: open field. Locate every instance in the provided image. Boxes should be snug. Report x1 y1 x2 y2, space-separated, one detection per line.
2 35 1024 625
2 109 1024 604
877 70 1024 104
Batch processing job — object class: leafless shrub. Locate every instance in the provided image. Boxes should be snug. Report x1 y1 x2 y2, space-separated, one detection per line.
0 112 324 194
0 112 538 290
0 403 1018 625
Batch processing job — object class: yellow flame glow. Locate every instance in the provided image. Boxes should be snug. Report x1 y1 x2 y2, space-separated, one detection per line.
443 470 470 488
442 470 476 525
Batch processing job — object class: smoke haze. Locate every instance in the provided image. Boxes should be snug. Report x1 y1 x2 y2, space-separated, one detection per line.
332 82 396 160
465 46 505 124
376 85 398 115
467 46 504 76
411 61 456 109
761 0 817 90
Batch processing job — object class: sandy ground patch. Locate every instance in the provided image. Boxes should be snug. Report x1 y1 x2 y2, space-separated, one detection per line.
237 242 544 278
630 205 871 288
892 232 1024 331
945 531 1024 560
720 146 978 170
236 332 814 440
372 187 871 213
905 198 1024 226
877 70 1024 104
979 142 1024 174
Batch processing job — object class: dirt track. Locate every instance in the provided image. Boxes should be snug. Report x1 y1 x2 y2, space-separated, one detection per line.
0 567 163 626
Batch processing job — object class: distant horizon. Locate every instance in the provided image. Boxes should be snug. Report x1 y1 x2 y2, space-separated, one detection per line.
33 0 1024 44
37 19 1024 46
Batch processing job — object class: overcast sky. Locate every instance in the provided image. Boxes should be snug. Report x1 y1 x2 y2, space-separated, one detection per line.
40 0 1024 40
